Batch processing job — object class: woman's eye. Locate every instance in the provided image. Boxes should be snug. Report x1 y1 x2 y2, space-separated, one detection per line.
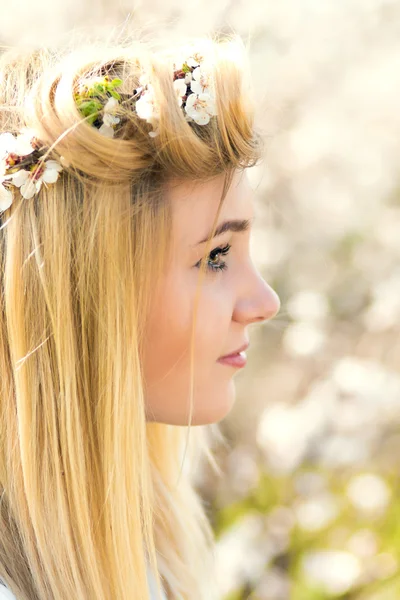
195 243 231 273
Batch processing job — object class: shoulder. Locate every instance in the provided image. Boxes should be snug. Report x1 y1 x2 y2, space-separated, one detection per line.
0 584 17 600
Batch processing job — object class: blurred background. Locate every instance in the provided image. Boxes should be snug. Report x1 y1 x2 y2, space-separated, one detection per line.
3 1 400 598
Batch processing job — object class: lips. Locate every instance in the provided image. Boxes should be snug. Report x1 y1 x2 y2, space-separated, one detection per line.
219 341 249 360
217 343 249 369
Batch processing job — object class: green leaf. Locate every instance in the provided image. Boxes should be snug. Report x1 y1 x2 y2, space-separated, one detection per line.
109 90 121 100
77 99 102 118
92 82 106 95
109 78 122 88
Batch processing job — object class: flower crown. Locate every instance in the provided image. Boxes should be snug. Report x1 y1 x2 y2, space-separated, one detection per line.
0 51 217 214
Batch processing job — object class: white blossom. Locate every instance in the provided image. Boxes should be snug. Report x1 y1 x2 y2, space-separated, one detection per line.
0 128 37 158
0 133 17 159
190 66 215 97
346 473 391 514
184 92 217 125
40 160 63 184
11 170 35 199
135 55 217 134
173 78 187 107
135 85 158 121
15 128 38 155
0 166 27 211
0 129 39 210
11 160 63 199
10 169 30 188
99 97 121 138
0 157 7 178
0 182 12 212
302 550 362 595
148 126 160 138
294 492 339 531
135 84 161 137
171 54 199 74
283 321 326 356
98 125 114 138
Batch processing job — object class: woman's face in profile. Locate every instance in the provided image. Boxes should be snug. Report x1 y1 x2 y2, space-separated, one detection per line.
142 169 280 426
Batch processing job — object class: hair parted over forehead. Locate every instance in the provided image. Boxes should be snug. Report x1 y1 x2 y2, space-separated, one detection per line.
0 29 264 600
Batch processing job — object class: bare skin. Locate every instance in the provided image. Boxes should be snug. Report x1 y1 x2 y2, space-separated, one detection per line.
143 169 280 426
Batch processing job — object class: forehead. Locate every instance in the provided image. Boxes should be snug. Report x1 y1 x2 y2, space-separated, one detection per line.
164 170 255 247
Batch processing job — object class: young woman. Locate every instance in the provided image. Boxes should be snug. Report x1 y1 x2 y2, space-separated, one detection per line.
0 31 280 600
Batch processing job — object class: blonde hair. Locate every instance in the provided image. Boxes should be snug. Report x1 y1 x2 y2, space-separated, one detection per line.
0 27 264 600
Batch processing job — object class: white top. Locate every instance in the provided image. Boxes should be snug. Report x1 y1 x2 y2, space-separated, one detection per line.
0 584 15 600
0 565 167 599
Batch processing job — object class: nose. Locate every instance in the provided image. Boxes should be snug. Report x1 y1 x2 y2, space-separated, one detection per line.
233 262 281 325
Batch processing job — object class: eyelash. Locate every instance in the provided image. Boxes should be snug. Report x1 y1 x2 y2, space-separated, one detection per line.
196 243 231 273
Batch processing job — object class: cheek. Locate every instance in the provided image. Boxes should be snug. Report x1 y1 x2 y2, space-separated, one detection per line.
194 281 233 361
143 270 232 383
142 268 237 424
143 272 191 381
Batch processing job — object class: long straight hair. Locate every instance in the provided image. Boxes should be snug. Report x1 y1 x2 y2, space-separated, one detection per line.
0 29 264 600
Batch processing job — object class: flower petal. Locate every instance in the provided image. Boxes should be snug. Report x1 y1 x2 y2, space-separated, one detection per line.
0 133 16 157
201 95 217 116
0 184 12 212
0 158 8 177
189 80 202 96
11 170 30 187
42 167 60 184
149 127 160 138
193 111 210 125
191 67 214 96
184 93 214 125
20 178 37 199
197 92 216 109
98 124 115 138
44 160 63 173
185 93 197 110
191 66 201 81
14 129 36 156
103 113 120 127
135 95 155 121
173 79 187 97
104 97 119 112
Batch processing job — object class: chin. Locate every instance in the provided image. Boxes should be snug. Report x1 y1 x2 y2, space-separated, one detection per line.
146 381 237 426
189 379 237 426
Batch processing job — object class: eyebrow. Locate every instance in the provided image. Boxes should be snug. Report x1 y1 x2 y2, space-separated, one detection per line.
196 216 255 245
